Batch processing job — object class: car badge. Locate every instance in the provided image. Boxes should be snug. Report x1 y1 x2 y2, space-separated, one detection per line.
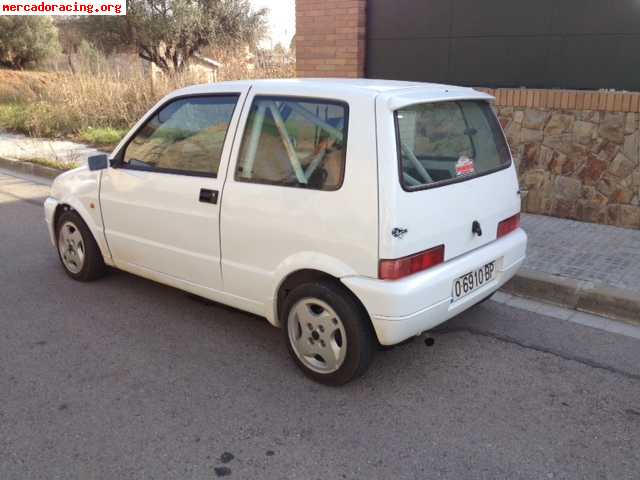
392 228 408 239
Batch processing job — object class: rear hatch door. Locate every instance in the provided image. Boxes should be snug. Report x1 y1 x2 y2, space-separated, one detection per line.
376 87 521 263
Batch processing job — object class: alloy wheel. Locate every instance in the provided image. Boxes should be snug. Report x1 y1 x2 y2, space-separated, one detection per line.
287 297 347 374
58 221 86 274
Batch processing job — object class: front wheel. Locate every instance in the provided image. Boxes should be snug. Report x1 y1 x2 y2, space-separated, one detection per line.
56 210 106 281
282 281 375 385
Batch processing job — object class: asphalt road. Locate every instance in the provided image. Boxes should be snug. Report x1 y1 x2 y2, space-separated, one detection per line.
1 170 639 480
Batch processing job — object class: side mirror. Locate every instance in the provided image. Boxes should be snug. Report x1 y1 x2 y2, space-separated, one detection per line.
88 154 109 171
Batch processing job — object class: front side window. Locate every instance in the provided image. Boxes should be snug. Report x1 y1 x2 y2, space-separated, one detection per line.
235 97 348 190
122 95 239 176
396 100 510 190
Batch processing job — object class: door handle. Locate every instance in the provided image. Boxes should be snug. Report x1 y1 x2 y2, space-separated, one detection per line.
199 188 218 204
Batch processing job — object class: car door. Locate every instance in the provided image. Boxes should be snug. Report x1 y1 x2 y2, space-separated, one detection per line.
100 90 247 292
219 89 379 317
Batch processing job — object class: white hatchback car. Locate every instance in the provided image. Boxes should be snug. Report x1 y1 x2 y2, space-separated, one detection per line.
45 79 527 384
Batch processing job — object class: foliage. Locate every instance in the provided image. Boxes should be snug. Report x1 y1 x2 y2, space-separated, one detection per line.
75 0 268 73
0 49 294 140
0 103 28 132
55 18 85 55
0 69 186 137
273 43 287 55
0 17 61 69
76 41 104 71
72 16 132 55
79 127 128 146
23 157 79 171
289 35 296 56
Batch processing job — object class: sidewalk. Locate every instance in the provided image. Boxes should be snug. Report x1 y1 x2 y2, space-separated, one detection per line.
0 129 105 180
0 130 102 166
522 214 640 294
507 214 640 323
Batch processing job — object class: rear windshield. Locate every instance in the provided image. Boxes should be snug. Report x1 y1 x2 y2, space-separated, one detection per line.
395 100 511 190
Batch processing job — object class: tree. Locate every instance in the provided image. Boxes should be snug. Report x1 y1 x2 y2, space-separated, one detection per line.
0 17 61 69
273 42 286 56
77 0 267 74
289 35 296 57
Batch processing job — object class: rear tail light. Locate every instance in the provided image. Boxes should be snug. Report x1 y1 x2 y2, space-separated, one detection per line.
379 245 445 281
497 213 521 238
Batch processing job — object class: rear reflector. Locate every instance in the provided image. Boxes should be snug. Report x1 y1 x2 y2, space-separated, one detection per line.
379 245 445 281
497 213 521 238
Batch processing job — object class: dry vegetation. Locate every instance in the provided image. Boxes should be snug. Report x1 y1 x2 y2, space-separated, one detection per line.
214 49 295 83
0 54 294 142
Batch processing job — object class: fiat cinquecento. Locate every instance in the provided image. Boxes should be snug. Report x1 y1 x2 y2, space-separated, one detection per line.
45 79 527 385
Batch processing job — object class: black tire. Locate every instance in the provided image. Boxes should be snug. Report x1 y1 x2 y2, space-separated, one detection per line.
56 209 106 282
281 280 375 386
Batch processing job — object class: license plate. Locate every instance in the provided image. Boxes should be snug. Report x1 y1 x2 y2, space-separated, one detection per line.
452 261 496 302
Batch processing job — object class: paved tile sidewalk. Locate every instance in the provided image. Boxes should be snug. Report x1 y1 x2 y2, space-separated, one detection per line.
522 213 640 294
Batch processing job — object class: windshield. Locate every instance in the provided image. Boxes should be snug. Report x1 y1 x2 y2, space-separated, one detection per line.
395 100 511 190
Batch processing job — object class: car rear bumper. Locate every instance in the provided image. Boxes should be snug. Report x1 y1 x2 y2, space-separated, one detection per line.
342 229 527 345
44 196 59 247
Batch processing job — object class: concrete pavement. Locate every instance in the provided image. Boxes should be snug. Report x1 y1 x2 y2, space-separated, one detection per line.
0 130 101 166
523 213 640 294
1 169 640 479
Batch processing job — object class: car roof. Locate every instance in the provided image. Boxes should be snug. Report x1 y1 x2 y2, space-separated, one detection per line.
171 78 491 103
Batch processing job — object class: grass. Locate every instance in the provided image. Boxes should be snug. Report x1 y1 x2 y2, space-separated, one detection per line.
0 57 295 140
0 69 53 103
23 157 79 171
78 127 127 146
0 69 166 137
0 103 28 132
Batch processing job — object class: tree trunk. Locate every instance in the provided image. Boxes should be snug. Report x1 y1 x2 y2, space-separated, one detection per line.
138 44 190 76
138 45 196 76
67 54 76 74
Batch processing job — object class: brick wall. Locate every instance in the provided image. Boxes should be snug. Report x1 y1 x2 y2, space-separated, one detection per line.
295 0 366 78
480 89 640 229
477 89 640 114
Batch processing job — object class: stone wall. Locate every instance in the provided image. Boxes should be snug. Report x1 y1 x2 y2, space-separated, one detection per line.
477 89 640 229
499 108 639 228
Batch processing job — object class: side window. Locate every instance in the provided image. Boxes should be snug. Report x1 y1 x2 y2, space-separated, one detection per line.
122 95 239 176
235 97 348 190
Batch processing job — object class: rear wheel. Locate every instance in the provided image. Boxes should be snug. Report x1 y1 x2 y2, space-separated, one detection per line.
56 210 106 281
282 281 375 385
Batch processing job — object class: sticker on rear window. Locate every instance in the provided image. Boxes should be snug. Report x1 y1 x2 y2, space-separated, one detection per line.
455 156 475 176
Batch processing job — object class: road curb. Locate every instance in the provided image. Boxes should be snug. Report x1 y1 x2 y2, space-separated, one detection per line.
502 268 640 326
0 156 62 180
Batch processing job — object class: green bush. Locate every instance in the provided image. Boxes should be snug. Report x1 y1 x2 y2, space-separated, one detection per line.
0 101 83 138
23 101 82 138
0 103 28 132
25 157 79 171
79 127 127 146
